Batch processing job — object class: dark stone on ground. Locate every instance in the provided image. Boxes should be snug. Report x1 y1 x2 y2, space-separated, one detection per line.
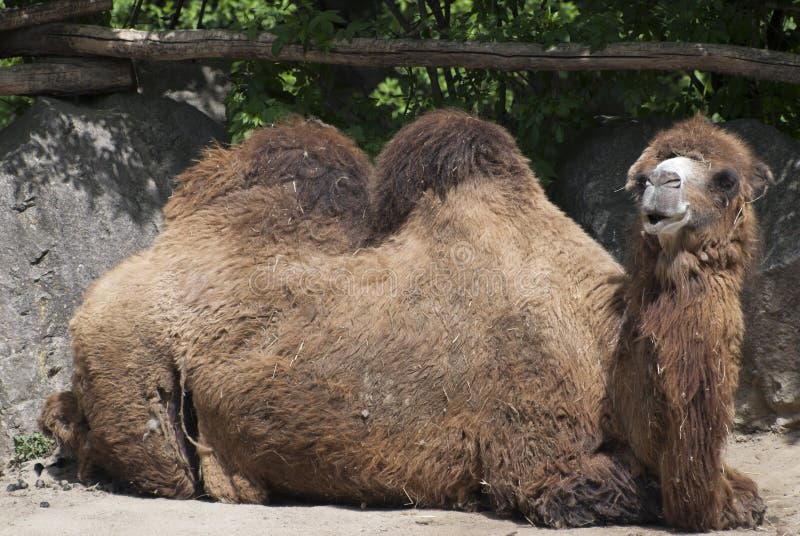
7 479 28 492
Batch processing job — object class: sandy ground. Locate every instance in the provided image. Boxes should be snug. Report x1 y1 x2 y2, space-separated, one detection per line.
1 433 798 536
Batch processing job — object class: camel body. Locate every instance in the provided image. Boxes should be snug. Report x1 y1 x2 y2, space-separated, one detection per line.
41 111 766 529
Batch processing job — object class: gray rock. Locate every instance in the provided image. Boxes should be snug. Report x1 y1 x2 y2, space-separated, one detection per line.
551 117 800 430
0 94 227 458
731 119 800 429
549 118 670 260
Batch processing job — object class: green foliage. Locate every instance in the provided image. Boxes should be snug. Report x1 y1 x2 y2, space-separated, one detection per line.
210 0 800 181
111 0 293 31
0 57 33 129
0 3 31 128
12 433 55 464
1 0 799 179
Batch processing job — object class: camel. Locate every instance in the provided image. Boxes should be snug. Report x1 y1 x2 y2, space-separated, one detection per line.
609 118 771 530
39 110 769 530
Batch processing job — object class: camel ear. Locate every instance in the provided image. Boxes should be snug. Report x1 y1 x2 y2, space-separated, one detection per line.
748 161 773 202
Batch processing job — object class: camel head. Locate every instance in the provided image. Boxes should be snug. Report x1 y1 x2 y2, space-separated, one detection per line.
625 115 772 252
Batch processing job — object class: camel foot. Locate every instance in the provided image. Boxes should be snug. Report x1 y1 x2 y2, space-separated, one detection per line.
719 467 765 529
522 453 660 528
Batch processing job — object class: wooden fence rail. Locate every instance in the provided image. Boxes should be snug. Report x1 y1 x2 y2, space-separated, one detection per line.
1 23 799 85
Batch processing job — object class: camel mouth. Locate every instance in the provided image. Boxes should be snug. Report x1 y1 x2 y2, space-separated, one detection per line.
642 209 691 235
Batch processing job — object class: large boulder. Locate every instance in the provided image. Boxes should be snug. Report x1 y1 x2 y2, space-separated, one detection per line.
0 95 227 458
733 120 800 429
549 118 670 260
551 118 800 430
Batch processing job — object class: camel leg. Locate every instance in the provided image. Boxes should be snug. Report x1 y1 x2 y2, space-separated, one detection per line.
482 441 659 528
67 323 197 499
717 466 766 529
194 421 268 504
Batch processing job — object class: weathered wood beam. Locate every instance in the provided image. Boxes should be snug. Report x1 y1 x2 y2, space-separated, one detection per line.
0 0 112 32
2 23 800 84
0 57 133 96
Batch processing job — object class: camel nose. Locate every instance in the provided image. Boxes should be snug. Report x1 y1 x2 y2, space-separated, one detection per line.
641 174 685 216
650 169 682 188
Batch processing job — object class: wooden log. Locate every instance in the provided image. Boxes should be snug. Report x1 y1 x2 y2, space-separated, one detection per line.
0 0 112 32
0 57 133 96
1 23 800 84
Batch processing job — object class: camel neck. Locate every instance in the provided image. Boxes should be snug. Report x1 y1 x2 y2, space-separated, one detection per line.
618 233 749 529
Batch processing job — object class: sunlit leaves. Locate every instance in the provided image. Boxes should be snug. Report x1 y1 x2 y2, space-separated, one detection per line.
69 1 800 182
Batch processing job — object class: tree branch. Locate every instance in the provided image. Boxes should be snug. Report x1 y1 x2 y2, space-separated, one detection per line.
2 24 800 85
169 0 185 30
0 57 133 96
197 0 209 29
416 0 444 102
0 0 111 31
382 0 413 34
424 0 457 97
124 0 144 28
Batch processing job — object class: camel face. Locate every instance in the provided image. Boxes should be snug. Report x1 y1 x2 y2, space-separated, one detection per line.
630 152 748 241
634 156 696 236
625 115 772 251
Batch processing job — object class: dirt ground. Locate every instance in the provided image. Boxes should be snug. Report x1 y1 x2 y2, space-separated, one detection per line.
1 433 797 536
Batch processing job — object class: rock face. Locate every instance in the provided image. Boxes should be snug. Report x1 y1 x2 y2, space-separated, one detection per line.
549 118 670 260
0 95 227 458
551 118 800 430
732 120 800 429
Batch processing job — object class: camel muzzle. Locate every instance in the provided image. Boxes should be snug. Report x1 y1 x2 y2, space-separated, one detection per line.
640 157 696 235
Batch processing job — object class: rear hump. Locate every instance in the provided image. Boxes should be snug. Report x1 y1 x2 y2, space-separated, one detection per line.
370 109 533 233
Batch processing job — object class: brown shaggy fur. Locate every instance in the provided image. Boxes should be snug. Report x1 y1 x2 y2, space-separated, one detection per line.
609 115 770 530
40 111 765 530
40 117 373 498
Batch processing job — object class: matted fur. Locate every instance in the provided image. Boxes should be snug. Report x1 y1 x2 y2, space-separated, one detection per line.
40 111 764 530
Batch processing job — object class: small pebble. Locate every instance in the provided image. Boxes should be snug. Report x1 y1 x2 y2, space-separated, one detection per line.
62 483 72 491
35 479 46 489
39 501 49 508
6 479 29 492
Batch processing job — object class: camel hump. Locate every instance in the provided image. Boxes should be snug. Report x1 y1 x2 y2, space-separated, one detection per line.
370 109 532 233
165 116 371 223
38 390 88 453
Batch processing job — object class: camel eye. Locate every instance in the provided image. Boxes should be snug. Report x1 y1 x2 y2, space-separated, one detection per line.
712 168 740 195
633 173 649 191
